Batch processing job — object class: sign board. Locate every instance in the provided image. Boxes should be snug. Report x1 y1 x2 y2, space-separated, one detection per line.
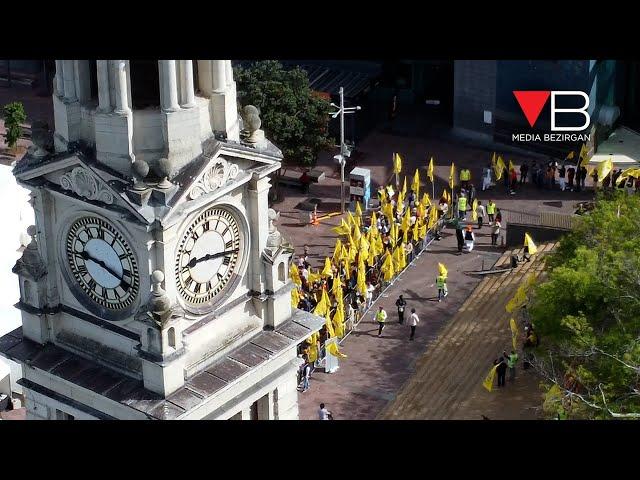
350 186 364 196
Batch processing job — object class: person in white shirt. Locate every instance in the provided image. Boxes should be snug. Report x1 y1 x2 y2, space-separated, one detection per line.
408 308 419 340
477 201 487 229
366 282 375 308
482 165 492 191
318 403 332 420
301 362 311 392
463 225 475 252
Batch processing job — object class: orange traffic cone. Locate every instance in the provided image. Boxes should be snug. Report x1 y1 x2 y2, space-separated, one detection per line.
311 207 320 226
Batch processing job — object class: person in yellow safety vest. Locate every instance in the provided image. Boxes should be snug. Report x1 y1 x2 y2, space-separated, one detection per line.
436 274 448 302
457 195 467 219
460 168 471 188
375 306 387 337
486 200 496 224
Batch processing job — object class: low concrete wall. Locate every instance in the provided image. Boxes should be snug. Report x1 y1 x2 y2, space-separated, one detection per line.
506 223 570 248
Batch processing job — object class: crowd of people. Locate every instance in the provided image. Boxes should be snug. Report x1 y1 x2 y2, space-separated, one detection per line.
291 170 447 391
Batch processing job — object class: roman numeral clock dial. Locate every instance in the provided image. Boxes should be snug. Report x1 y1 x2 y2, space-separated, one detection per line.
65 217 140 312
175 207 242 311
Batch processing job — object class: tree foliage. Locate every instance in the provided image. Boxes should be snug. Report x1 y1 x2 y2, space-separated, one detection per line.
234 61 332 167
3 101 26 150
528 191 640 419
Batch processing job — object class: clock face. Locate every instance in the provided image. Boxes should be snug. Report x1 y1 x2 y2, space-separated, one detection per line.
175 206 242 309
65 217 140 311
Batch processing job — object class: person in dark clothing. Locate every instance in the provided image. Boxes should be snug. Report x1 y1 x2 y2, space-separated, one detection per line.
558 164 566 191
456 227 464 253
395 295 407 324
531 162 539 186
567 166 575 191
299 170 312 193
503 167 510 188
496 356 508 387
580 166 588 190
495 208 502 224
603 173 611 189
537 168 544 189
520 162 529 185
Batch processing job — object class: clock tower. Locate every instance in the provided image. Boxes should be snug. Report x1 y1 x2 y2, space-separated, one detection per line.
0 60 323 420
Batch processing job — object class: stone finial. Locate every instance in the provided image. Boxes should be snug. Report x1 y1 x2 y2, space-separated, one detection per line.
132 160 150 191
266 208 282 248
148 270 172 325
157 158 173 189
242 105 264 144
13 225 47 280
30 120 52 158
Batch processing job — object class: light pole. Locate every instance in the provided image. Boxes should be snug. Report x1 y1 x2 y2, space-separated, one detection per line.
330 86 361 213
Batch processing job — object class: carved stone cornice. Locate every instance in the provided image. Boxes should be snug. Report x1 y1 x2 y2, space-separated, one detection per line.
188 156 240 201
60 166 114 205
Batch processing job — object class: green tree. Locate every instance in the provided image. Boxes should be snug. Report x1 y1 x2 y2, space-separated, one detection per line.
234 61 332 167
3 101 27 150
528 191 640 419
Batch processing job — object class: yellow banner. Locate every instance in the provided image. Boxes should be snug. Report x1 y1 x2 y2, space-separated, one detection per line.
483 365 499 392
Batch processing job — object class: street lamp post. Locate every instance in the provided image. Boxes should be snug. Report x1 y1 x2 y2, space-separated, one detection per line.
330 86 361 214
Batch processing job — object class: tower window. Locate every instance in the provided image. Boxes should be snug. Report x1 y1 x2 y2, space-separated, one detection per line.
130 60 160 109
278 262 286 282
168 327 176 348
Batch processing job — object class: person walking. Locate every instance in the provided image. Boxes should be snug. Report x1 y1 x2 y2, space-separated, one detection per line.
504 350 519 382
318 403 333 420
375 306 387 337
463 225 475 252
457 194 467 220
477 200 486 229
482 164 492 191
520 161 529 185
301 361 311 392
395 295 407 324
408 308 419 340
491 219 501 246
436 273 447 302
455 225 464 253
567 166 575 191
558 164 566 191
496 356 507 387
486 200 496 225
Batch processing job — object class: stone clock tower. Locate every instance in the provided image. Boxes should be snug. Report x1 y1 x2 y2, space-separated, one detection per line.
0 60 323 420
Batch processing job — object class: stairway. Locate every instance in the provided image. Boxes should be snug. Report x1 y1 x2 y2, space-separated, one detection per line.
377 242 556 419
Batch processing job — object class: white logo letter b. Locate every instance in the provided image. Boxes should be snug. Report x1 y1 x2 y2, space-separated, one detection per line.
551 91 590 131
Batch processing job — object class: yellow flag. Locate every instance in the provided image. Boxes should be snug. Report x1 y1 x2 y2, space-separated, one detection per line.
421 192 431 207
491 152 496 167
419 223 427 239
412 220 419 242
306 342 318 362
332 218 351 236
508 159 515 173
332 306 345 338
428 204 438 228
355 200 363 218
321 257 333 277
401 209 410 235
386 184 395 198
438 262 448 277
506 284 528 313
291 287 300 309
325 312 335 338
394 245 406 270
449 162 456 189
524 232 538 255
290 263 302 287
495 155 506 180
313 288 330 316
401 176 407 197
383 201 394 223
412 168 421 195
390 222 398 248
472 198 478 221
566 151 575 160
327 342 347 358
579 142 588 163
483 365 498 392
357 257 367 296
307 267 320 285
596 157 613 181
393 153 402 174
381 250 395 281
352 222 362 243
370 211 378 230
427 156 434 182
332 239 343 264
509 317 519 351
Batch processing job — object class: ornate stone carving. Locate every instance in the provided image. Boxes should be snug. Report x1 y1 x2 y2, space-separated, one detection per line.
12 225 47 281
60 167 114 204
188 156 241 200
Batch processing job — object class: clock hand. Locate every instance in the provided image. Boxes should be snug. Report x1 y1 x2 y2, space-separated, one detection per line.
186 249 239 269
80 251 123 282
